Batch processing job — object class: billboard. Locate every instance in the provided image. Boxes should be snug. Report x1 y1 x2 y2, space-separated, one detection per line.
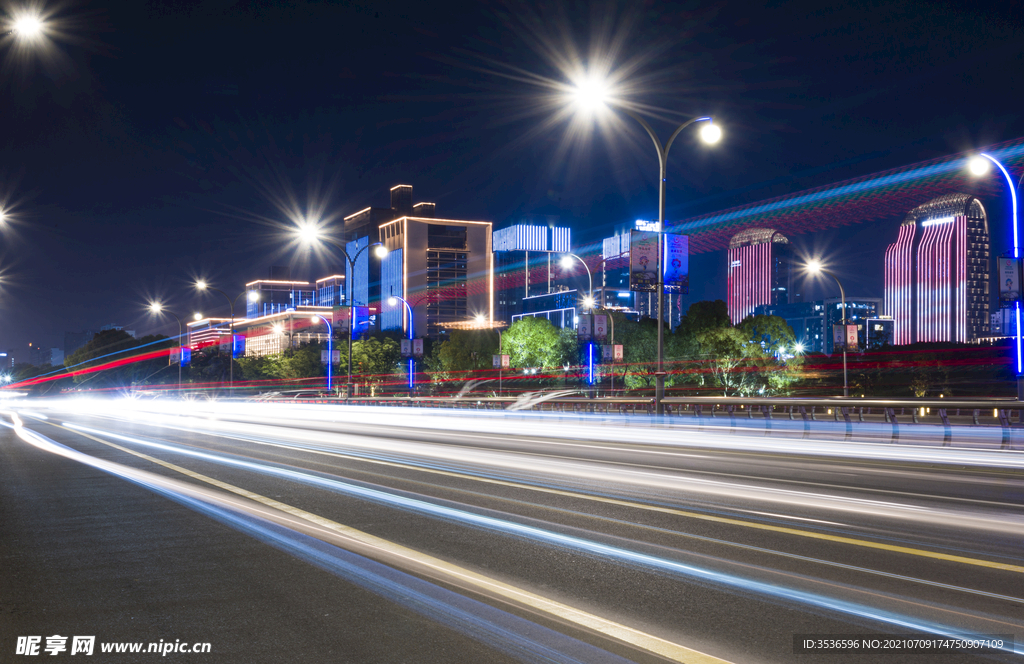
629 230 659 292
999 257 1021 307
332 306 351 333
351 306 370 340
663 233 689 294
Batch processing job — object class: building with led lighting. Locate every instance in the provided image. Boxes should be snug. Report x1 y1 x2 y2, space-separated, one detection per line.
493 222 572 323
883 193 990 344
188 308 336 358
754 298 889 354
380 214 493 338
727 228 794 325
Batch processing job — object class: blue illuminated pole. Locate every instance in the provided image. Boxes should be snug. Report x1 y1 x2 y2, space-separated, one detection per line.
975 153 1024 399
309 314 333 393
389 295 415 392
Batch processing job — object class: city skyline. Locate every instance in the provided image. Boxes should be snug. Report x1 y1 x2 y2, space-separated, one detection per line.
2 2 1024 361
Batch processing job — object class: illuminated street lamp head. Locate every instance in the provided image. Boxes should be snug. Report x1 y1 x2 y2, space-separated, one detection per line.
374 244 388 259
195 280 208 290
571 75 609 114
193 313 203 321
12 14 43 38
296 222 321 246
387 296 398 306
806 260 823 274
560 255 573 269
475 313 486 324
582 296 596 309
968 156 990 176
700 121 723 145
247 290 259 302
794 342 806 354
272 323 283 334
149 302 163 314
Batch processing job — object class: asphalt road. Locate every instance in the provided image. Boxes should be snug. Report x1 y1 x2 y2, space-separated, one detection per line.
2 400 1022 663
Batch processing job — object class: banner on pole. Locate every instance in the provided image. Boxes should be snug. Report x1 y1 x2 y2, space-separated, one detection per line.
999 256 1021 307
662 233 689 294
629 230 659 292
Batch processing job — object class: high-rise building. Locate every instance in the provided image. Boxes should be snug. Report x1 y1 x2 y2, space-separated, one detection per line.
493 223 572 323
883 193 990 344
727 228 793 324
380 214 493 338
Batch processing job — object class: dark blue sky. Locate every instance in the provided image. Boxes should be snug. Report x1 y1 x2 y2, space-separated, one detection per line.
2 0 1023 361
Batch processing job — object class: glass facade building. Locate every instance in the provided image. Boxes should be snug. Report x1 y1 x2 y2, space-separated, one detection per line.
727 228 793 325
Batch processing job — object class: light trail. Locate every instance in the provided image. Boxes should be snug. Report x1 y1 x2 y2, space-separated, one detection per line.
51 407 1024 572
40 419 1024 649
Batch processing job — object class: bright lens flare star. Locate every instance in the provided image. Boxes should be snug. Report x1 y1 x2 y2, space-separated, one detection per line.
968 157 990 176
701 122 722 145
12 15 42 37
571 76 610 113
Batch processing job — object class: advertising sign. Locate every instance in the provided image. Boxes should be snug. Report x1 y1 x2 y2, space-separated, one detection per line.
629 230 659 292
412 339 424 357
320 350 341 364
400 339 412 357
662 233 689 294
593 315 608 343
179 346 192 367
577 314 593 341
999 257 1021 307
231 334 245 359
833 324 859 351
492 354 510 369
351 306 370 340
613 344 623 362
332 306 350 333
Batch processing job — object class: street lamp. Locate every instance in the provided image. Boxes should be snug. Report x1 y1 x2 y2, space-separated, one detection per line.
194 281 246 392
968 153 1024 400
148 302 185 394
388 294 415 393
10 13 43 39
569 81 721 413
297 226 388 398
807 260 849 397
309 314 333 393
559 253 593 312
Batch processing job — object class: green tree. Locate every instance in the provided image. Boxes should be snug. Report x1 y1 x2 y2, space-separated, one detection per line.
737 314 797 355
501 317 573 369
351 335 401 395
424 330 495 386
64 330 173 390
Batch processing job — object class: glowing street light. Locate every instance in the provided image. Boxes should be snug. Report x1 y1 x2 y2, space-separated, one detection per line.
297 224 388 398
193 312 202 321
806 260 849 397
308 314 334 393
148 302 185 393
569 76 721 413
388 294 416 393
11 14 43 39
969 152 1024 398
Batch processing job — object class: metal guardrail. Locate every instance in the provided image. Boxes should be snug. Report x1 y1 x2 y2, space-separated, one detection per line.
267 394 1024 448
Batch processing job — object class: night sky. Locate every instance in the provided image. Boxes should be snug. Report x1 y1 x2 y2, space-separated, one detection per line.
2 0 1024 362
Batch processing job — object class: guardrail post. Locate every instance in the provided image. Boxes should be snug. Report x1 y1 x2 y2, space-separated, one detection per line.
841 406 852 440
761 405 772 434
972 409 980 426
999 409 1011 449
885 407 899 443
859 407 865 423
938 408 951 446
798 405 810 437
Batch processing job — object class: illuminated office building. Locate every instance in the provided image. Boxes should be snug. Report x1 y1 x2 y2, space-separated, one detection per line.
883 193 989 344
245 278 315 318
727 228 793 324
493 223 572 323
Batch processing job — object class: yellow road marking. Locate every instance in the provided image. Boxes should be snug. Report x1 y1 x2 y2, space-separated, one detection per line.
166 423 1024 575
56 422 734 664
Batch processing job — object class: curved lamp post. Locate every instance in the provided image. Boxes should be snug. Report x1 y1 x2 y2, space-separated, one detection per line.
807 260 849 397
297 226 388 397
570 82 721 413
969 154 1024 400
559 253 594 312
195 281 237 390
308 313 333 393
388 294 415 392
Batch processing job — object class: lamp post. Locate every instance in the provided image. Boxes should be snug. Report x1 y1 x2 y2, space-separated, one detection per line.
297 227 388 398
569 83 721 413
195 281 248 392
148 303 185 394
969 154 1024 400
308 314 333 393
388 294 415 393
807 261 849 398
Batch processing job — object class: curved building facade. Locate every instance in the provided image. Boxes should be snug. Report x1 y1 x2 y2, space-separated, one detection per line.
727 228 793 324
883 193 989 344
